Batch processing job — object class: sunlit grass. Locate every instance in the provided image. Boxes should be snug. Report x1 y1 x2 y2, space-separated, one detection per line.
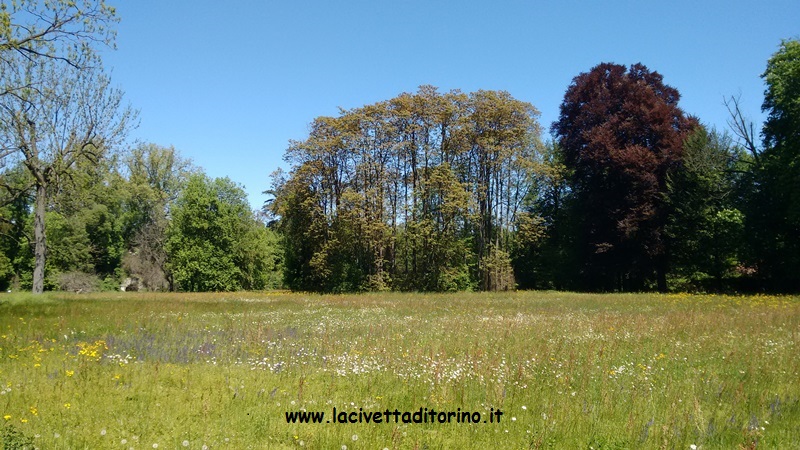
1 291 798 448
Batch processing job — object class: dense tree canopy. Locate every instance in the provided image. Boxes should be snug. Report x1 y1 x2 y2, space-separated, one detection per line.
747 39 800 291
0 2 796 294
552 63 697 291
665 127 745 290
121 143 195 291
167 174 280 292
0 142 283 293
271 86 540 292
0 0 131 293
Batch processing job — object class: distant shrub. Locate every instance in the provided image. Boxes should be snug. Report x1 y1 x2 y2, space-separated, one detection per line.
57 271 101 293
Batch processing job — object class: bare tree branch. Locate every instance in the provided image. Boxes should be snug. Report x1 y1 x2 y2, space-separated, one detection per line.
724 95 761 165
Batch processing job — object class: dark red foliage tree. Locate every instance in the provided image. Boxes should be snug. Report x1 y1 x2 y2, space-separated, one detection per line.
552 63 697 291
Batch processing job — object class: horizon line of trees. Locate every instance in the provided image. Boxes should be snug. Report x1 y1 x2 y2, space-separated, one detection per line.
0 1 281 293
269 87 539 292
0 1 797 294
270 41 800 294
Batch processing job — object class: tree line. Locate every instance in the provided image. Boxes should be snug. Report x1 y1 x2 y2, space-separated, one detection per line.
270 87 539 292
0 1 280 293
271 45 800 294
0 1 797 293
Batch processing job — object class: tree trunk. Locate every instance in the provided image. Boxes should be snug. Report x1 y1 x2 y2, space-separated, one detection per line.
32 182 47 294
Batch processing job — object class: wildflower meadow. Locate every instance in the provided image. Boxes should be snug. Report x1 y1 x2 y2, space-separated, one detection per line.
0 291 798 449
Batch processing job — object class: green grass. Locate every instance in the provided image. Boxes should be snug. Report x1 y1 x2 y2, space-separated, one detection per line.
0 291 798 449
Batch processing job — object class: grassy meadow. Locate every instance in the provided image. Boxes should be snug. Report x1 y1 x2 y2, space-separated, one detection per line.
0 291 798 449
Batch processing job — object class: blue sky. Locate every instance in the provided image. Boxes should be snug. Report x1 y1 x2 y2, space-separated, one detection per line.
102 1 799 210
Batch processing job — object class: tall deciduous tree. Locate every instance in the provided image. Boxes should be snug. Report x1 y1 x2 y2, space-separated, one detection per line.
0 52 132 293
512 140 573 290
121 143 195 291
271 86 540 292
749 39 800 291
552 63 696 292
665 127 745 290
0 0 119 122
0 0 129 293
167 174 279 292
460 90 540 290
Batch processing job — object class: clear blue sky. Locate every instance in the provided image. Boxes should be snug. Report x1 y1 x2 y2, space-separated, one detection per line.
102 0 800 210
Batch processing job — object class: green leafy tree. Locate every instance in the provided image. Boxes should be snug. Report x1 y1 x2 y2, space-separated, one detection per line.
409 163 474 291
665 127 745 290
269 167 330 291
121 143 194 291
0 151 129 291
512 141 573 290
0 56 132 293
459 90 540 290
55 156 127 273
748 39 800 291
0 163 32 290
167 174 279 292
0 0 118 71
271 86 540 292
0 1 132 293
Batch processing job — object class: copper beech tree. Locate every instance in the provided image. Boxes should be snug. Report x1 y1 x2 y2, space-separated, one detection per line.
552 63 697 291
